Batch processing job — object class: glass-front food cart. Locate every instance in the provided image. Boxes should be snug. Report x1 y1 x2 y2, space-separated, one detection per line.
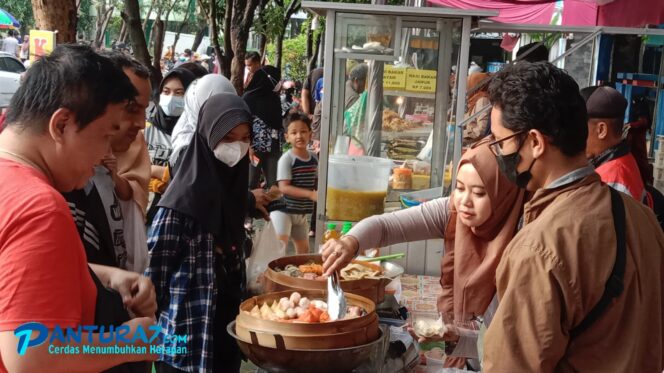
303 2 495 263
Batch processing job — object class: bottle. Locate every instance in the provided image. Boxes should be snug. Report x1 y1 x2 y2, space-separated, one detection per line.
322 223 340 244
341 222 353 235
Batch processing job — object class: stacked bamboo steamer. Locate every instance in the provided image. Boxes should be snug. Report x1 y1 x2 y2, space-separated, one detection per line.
262 254 392 304
235 290 380 350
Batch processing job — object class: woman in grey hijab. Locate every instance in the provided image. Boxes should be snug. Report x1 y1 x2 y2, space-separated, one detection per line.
146 93 252 373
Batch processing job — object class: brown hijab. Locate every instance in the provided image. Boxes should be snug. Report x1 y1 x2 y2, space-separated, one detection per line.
439 139 525 321
466 72 490 113
116 134 151 215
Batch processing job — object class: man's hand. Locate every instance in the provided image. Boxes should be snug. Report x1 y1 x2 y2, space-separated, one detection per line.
310 190 318 202
321 236 358 276
108 269 157 317
102 154 118 176
251 188 271 220
121 317 159 362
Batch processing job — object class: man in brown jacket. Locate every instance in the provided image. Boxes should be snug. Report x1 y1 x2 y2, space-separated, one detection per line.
483 62 664 372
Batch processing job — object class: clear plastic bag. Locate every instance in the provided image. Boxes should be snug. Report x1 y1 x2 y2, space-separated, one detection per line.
245 222 285 293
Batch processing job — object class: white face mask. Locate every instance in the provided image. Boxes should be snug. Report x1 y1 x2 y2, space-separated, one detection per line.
213 141 250 167
159 94 185 117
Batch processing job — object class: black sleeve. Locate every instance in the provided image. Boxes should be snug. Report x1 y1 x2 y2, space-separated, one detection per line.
246 190 257 218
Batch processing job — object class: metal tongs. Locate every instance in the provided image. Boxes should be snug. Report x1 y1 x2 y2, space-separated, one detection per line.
327 271 347 321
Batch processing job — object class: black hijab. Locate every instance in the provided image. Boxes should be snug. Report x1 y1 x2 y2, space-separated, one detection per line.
158 93 252 251
149 68 196 135
243 65 282 130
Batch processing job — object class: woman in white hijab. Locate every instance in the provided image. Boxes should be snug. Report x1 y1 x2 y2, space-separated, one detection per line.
170 74 237 171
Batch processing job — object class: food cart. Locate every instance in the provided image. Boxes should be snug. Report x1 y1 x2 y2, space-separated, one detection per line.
303 2 496 274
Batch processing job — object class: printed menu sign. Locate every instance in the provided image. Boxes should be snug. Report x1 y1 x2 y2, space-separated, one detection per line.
406 69 437 93
383 66 406 90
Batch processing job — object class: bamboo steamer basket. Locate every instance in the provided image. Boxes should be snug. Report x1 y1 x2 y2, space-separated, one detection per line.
228 321 387 373
263 254 393 304
235 290 380 350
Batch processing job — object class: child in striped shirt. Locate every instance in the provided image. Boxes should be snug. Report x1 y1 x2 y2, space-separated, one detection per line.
271 112 318 254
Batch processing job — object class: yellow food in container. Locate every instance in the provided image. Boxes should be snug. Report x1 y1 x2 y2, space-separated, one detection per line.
326 188 387 222
411 174 431 190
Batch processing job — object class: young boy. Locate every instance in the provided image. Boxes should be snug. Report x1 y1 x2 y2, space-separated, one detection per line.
272 112 318 254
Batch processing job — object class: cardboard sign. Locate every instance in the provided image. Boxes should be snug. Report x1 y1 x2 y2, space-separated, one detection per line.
383 65 406 90
29 30 56 62
406 69 437 93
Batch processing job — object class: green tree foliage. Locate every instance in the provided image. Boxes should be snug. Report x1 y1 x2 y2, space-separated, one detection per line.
78 0 95 38
267 31 306 81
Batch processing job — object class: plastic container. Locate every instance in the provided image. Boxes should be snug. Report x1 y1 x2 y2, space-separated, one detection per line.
327 155 393 221
392 168 413 190
410 311 445 339
400 187 443 209
424 348 445 372
341 221 353 235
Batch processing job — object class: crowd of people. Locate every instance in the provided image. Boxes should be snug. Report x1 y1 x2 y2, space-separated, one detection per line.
0 44 323 372
0 38 663 373
1 30 28 62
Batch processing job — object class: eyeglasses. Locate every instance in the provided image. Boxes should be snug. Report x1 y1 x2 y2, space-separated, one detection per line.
488 130 526 156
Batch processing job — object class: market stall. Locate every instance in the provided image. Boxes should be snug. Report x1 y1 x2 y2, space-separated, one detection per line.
303 2 496 275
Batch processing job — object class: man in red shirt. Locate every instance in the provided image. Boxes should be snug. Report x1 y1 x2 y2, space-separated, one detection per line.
0 45 157 372
583 85 647 203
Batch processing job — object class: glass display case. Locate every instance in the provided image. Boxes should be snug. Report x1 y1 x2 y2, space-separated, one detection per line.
303 2 495 245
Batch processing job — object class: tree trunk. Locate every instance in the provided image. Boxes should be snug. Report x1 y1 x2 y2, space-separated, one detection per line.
172 17 189 54
305 24 313 73
275 30 285 71
191 24 206 52
122 0 153 74
119 20 129 43
197 0 226 75
230 0 261 94
94 5 114 48
222 1 234 78
152 17 164 74
256 0 269 63
230 26 248 94
148 8 163 49
142 0 155 33
31 0 78 43
275 0 300 73
308 29 321 72
259 35 267 62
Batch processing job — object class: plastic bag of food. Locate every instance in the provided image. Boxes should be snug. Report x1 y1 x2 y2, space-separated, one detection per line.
245 222 285 293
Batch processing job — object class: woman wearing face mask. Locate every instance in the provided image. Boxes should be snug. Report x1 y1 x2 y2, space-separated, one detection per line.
144 68 196 224
243 65 284 189
321 139 525 370
168 74 237 174
146 93 252 373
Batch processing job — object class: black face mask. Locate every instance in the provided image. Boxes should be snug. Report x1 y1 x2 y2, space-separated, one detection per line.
495 141 536 189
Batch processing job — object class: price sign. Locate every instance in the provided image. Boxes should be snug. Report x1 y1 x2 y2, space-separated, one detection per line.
406 69 437 93
383 65 406 90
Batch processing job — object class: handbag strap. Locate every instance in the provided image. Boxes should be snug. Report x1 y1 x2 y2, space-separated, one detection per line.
570 188 626 338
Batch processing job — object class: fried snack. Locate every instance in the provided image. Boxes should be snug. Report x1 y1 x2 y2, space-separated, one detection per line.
298 263 324 276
